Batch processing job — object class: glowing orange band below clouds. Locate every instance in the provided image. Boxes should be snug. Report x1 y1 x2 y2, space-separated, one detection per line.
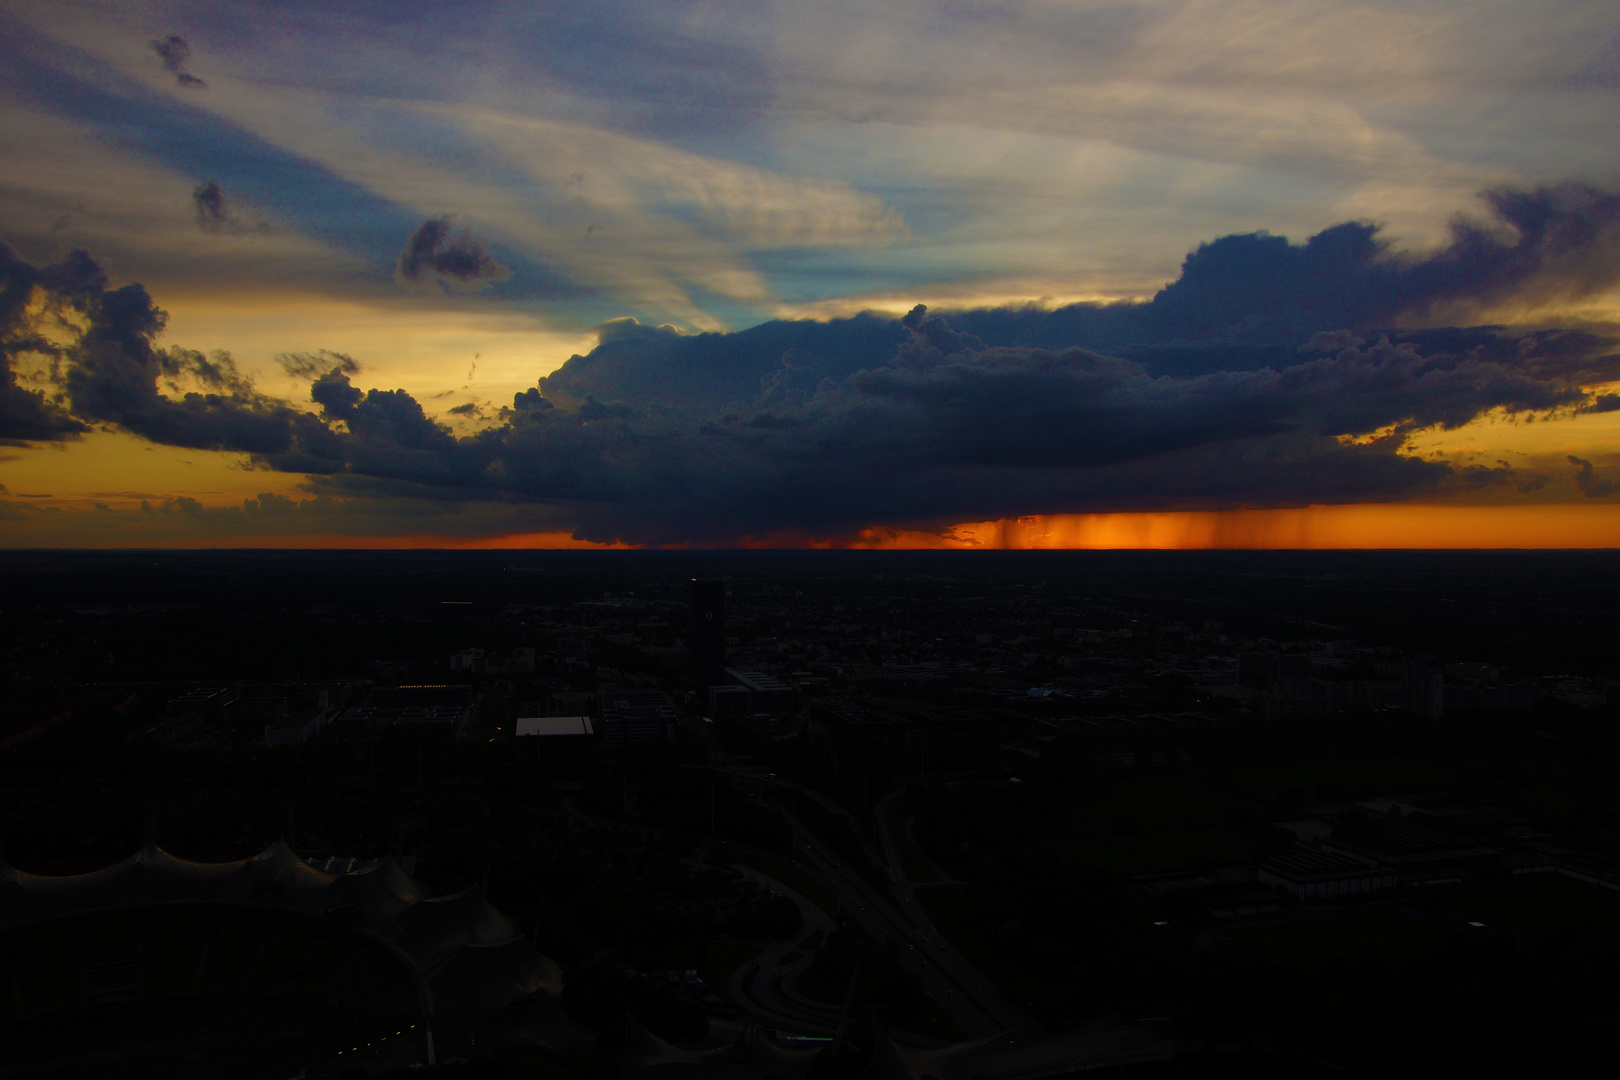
451 504 1620 550
840 503 1620 550
14 504 1617 549
202 504 1620 549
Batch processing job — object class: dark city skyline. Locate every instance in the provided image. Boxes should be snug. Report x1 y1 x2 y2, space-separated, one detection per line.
3 548 1620 1075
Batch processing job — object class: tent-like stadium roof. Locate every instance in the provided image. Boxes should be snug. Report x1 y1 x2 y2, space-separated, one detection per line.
0 839 559 1021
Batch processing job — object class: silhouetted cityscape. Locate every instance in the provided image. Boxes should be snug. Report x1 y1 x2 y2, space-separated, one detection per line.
3 549 1620 1078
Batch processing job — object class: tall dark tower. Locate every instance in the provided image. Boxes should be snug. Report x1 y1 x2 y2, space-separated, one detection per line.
692 579 726 697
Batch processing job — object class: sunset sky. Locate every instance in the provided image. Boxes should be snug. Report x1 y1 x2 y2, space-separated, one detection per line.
2 0 1618 548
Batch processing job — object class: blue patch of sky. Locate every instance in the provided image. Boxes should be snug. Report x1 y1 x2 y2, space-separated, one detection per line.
1 17 587 303
1 24 407 260
486 5 779 139
748 253 932 311
183 1 784 148
658 279 777 335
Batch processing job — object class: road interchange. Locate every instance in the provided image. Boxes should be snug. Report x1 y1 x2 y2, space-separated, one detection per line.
720 766 1039 1040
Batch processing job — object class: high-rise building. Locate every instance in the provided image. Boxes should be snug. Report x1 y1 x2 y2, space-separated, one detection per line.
1400 657 1444 718
692 579 726 694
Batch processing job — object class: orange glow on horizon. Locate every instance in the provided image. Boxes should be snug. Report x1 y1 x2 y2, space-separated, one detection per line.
841 503 1620 550
461 503 1620 549
48 531 640 551
9 504 1619 550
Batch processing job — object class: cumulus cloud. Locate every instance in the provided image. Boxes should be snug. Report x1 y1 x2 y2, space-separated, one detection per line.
395 216 512 291
149 35 206 89
0 243 340 466
283 305 1617 543
943 183 1620 356
0 244 91 443
540 184 1620 407
5 181 1620 542
456 309 1610 542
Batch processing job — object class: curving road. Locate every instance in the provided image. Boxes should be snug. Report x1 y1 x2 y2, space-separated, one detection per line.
723 768 1040 1040
724 865 841 1034
575 751 1186 1071
747 781 1191 1073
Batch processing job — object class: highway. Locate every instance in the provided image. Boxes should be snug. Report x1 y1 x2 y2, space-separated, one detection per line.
722 767 1040 1040
572 749 1186 1072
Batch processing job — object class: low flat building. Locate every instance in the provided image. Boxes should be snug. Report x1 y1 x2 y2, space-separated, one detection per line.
1258 846 1398 899
707 669 795 717
129 714 203 746
385 705 466 738
232 696 289 724
166 687 236 721
726 669 795 715
1514 841 1620 892
1205 891 1285 919
333 686 473 739
369 684 472 708
707 684 753 717
1321 823 1496 880
263 710 324 745
515 716 594 737
817 702 911 741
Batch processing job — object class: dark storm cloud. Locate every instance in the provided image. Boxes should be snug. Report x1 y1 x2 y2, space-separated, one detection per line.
443 310 1607 542
395 216 512 291
540 184 1620 407
0 244 340 466
149 35 206 89
191 179 271 235
304 368 499 487
539 312 906 411
4 180 1618 542
1126 182 1620 342
935 182 1620 369
271 302 1614 542
0 244 90 443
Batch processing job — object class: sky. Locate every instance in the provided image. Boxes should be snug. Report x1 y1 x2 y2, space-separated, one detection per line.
1 0 1618 548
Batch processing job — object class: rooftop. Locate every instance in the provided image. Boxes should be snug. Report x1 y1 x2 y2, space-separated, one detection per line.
1260 846 1387 882
515 716 594 737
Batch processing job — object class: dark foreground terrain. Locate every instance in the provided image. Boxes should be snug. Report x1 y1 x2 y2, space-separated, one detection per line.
3 549 1620 1078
